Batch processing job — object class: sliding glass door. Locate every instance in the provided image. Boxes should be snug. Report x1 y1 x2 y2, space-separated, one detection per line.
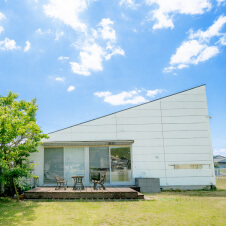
110 147 131 182
44 148 64 184
89 146 131 184
44 146 132 185
64 147 85 186
89 147 110 183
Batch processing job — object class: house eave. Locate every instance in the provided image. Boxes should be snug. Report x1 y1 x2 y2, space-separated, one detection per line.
42 140 134 147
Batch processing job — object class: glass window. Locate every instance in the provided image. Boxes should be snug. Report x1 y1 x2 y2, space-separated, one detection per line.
169 164 211 169
110 147 131 182
44 148 64 184
89 147 110 183
64 147 85 186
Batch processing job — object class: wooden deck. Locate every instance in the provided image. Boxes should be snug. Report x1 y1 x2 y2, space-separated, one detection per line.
24 187 144 200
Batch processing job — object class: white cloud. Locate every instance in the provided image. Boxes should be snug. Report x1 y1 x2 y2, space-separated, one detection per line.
189 15 226 41
145 0 211 30
178 64 189 69
170 40 206 65
195 46 219 63
70 42 104 76
0 12 6 34
216 0 226 5
98 18 116 42
169 40 219 67
218 36 226 45
0 12 6 21
163 66 176 73
56 77 65 82
94 90 148 106
94 88 165 106
43 2 124 76
24 41 31 52
0 38 19 51
43 0 91 32
94 91 112 97
214 149 226 157
71 18 124 75
105 46 125 60
67 85 75 92
55 31 64 40
164 15 225 72
36 28 51 35
0 26 3 34
146 89 163 97
119 0 140 9
58 56 69 61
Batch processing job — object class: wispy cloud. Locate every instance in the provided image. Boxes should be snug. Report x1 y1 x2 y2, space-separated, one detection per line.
94 88 165 106
0 38 20 51
0 26 3 34
164 15 226 72
188 15 226 41
55 31 64 41
43 0 92 33
214 148 226 157
0 12 5 21
55 77 65 82
36 28 51 35
216 0 226 6
145 0 211 30
24 41 31 52
58 56 69 61
119 0 140 9
67 85 75 92
0 11 6 34
146 89 163 97
105 43 125 60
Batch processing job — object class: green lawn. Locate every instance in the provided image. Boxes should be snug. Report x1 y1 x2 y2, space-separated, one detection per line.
0 179 225 225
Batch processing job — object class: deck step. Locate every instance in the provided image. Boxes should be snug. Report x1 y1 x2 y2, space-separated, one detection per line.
138 192 144 200
24 187 141 200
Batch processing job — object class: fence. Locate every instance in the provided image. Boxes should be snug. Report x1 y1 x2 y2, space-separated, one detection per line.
215 168 226 178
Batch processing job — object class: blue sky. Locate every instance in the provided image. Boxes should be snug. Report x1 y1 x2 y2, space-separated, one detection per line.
0 0 226 156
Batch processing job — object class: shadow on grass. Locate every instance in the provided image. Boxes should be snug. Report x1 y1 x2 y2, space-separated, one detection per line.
156 190 226 198
24 198 142 203
0 198 39 225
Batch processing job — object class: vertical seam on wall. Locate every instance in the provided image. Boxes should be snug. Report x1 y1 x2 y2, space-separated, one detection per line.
115 114 118 140
160 100 168 185
204 87 215 179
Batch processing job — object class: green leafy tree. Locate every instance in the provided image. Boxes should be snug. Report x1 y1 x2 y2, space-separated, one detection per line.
0 91 48 201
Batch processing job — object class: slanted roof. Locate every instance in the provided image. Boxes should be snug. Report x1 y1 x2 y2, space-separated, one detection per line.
49 84 206 135
213 155 226 162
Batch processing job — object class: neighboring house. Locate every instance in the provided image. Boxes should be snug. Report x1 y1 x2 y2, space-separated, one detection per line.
30 85 216 190
214 155 226 168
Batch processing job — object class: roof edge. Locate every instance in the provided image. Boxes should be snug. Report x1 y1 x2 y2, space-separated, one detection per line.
48 84 206 134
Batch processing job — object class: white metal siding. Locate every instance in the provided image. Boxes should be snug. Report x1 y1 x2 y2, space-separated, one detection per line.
35 85 215 186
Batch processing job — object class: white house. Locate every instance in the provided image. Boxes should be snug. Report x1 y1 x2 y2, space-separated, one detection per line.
30 85 216 190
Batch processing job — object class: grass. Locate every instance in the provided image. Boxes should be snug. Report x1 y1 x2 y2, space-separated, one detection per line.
0 179 225 225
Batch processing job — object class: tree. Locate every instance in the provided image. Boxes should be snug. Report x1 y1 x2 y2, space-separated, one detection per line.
0 91 48 201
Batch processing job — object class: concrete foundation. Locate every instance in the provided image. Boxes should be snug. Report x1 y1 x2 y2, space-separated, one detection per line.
161 185 213 191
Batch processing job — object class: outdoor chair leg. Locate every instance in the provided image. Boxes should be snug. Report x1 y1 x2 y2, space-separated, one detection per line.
100 183 105 190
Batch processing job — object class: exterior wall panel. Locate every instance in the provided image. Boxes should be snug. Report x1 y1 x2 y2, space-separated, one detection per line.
34 85 215 188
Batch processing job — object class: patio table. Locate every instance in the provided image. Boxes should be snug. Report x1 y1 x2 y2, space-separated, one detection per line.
72 176 84 190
